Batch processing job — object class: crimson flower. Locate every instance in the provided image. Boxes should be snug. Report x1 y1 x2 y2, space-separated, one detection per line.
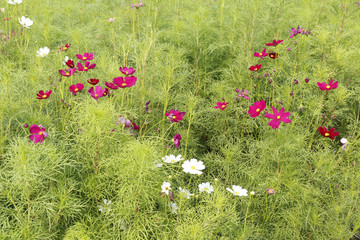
77 61 96 72
103 88 109 96
214 102 228 111
88 85 106 100
65 59 75 68
87 78 99 85
59 68 76 77
264 107 291 129
69 83 84 95
76 52 94 61
60 43 71 51
36 90 52 100
119 67 136 75
105 81 119 90
317 79 338 91
165 109 186 123
113 76 137 88
265 40 283 46
269 51 278 59
318 127 339 140
174 133 181 149
254 48 268 60
248 100 266 118
249 64 262 71
29 124 48 144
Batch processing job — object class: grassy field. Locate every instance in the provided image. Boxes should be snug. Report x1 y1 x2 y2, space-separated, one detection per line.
1 0 360 239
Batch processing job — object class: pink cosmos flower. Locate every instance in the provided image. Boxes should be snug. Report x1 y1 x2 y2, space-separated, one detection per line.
29 124 48 144
59 68 76 77
77 61 96 72
265 40 283 46
248 100 266 118
88 85 106 100
254 48 268 60
214 102 228 111
317 79 338 91
165 109 186 123
69 83 84 95
264 107 292 129
76 52 94 61
174 133 181 149
113 76 137 88
266 188 274 194
105 81 119 90
36 90 52 99
236 90 250 100
318 127 339 140
249 64 262 71
108 18 115 22
119 67 136 75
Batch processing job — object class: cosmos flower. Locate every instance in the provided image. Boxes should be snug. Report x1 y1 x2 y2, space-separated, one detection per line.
182 159 205 175
19 16 33 28
131 0 144 8
161 182 171 195
36 47 50 57
108 18 115 22
264 107 292 129
317 79 338 91
36 90 52 99
165 109 186 123
8 0 22 4
87 78 99 85
168 202 178 214
88 85 106 100
119 67 136 75
269 51 278 59
265 39 283 46
77 61 96 72
69 83 84 96
226 185 248 196
98 199 112 213
173 134 181 149
59 43 71 51
236 89 250 100
29 124 48 144
105 81 119 90
249 64 262 71
162 154 184 164
266 188 274 194
318 127 339 140
340 138 348 150
248 100 266 118
76 52 94 61
59 68 76 77
113 76 137 88
254 48 268 60
178 187 194 199
214 102 228 111
198 182 214 194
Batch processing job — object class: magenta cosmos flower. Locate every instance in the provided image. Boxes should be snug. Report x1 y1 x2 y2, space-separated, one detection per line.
29 124 48 144
165 109 186 123
249 64 262 71
214 102 228 111
264 107 291 129
105 81 119 90
265 39 283 46
317 79 338 91
318 126 339 140
77 61 96 72
76 52 94 61
36 90 52 100
69 83 84 95
88 85 106 100
113 76 137 88
119 67 136 75
59 68 76 77
237 89 250 100
248 100 266 118
254 48 268 60
174 133 181 149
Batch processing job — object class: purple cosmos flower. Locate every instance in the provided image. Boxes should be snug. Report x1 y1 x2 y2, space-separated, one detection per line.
165 109 186 123
119 67 136 75
77 61 96 72
69 83 84 96
113 76 137 88
29 124 48 144
59 68 76 77
264 107 291 129
76 52 94 61
105 81 119 90
88 85 106 100
237 89 250 100
317 79 338 91
174 134 181 149
266 188 274 194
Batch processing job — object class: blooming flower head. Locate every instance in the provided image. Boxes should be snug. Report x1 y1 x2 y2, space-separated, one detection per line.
154 162 163 168
87 78 99 85
8 0 22 5
60 43 71 51
77 61 96 72
98 199 112 213
317 79 338 91
254 48 268 60
36 90 52 100
63 57 75 68
36 47 50 57
76 52 94 61
226 185 248 196
248 100 266 118
88 85 106 100
318 127 339 140
305 78 310 83
113 76 137 88
214 102 228 111
165 109 186 123
161 181 171 195
268 51 278 59
173 134 181 149
162 154 184 164
340 138 348 150
178 187 194 199
264 107 292 129
19 16 33 28
266 188 274 194
69 83 84 96
289 26 311 38
237 89 250 100
198 182 214 194
265 39 283 46
182 159 205 175
105 81 119 90
249 64 262 71
168 202 178 214
59 68 76 77
108 17 115 22
131 0 144 8
29 124 48 144
119 67 136 75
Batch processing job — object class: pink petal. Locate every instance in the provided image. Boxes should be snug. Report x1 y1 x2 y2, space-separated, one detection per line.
29 124 41 134
264 113 275 119
268 119 280 129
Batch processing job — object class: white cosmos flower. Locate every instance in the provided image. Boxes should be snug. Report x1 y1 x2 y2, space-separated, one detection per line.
161 181 171 195
63 56 69 65
168 202 178 214
36 47 50 57
98 199 112 213
154 162 163 168
178 187 193 199
0 8 5 13
226 185 248 197
8 0 22 4
19 16 33 28
162 154 183 164
340 138 347 144
198 182 214 194
182 159 205 175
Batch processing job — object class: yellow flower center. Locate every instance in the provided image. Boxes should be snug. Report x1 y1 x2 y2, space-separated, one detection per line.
235 192 239 195
165 187 169 190
75 88 78 91
221 105 225 108
63 47 68 50
125 71 128 74
171 159 175 162
42 95 47 98
122 83 127 86
95 94 98 97
326 85 330 89
83 57 87 60
256 108 260 112
39 131 43 135
172 116 176 119
66 72 70 75
84 67 88 70
204 188 208 191
254 68 257 71
191 166 195 170
277 116 281 119
259 53 262 56
325 133 329 136
42 53 45 56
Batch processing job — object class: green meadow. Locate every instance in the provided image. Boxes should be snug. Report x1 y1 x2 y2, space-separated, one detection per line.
1 0 360 239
